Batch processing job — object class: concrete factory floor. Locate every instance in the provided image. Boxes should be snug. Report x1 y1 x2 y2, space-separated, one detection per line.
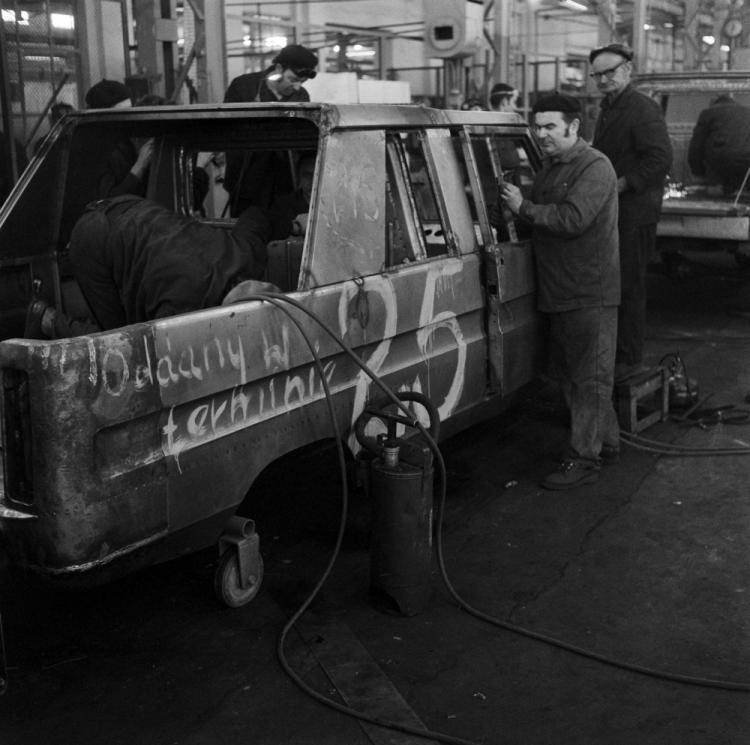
1 256 750 745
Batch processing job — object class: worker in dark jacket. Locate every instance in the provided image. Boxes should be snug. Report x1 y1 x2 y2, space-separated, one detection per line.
24 196 271 337
223 44 318 215
500 93 621 490
589 43 672 382
687 94 750 194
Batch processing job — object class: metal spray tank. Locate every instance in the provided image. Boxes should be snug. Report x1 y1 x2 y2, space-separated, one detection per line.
354 392 439 617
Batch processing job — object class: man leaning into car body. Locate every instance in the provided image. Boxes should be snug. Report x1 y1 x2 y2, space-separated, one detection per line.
499 93 621 490
24 196 273 338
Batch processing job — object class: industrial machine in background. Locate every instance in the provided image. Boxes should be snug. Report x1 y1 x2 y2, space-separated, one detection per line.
636 72 750 274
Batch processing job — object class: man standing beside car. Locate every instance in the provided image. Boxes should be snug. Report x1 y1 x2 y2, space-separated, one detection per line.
499 93 621 490
589 43 672 382
223 44 318 216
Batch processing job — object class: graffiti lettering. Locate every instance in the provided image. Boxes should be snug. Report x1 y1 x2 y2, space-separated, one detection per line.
344 262 468 448
416 260 466 421
101 337 153 396
163 361 336 472
156 334 246 389
95 263 472 470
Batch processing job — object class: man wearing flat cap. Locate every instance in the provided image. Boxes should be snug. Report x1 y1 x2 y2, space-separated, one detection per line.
589 43 672 383
84 79 132 110
500 93 621 490
223 44 319 215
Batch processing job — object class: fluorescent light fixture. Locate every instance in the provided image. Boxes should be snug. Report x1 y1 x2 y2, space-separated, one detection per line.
559 0 588 11
263 35 287 49
348 44 375 59
51 13 74 30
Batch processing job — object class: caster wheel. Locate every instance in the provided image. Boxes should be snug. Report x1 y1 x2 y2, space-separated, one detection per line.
214 550 264 608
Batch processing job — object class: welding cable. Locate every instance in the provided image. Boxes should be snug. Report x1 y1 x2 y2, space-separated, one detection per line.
649 333 750 343
251 293 750 693
620 430 750 456
240 293 750 721
236 293 487 745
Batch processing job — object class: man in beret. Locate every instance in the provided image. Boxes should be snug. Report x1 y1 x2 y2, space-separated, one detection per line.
223 44 319 216
84 79 132 109
589 43 672 382
499 93 621 490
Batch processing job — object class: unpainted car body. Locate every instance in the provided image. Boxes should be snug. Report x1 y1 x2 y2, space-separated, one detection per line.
0 102 544 591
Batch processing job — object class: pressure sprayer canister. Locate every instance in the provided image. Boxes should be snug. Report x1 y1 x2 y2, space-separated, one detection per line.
354 392 439 618
369 437 434 617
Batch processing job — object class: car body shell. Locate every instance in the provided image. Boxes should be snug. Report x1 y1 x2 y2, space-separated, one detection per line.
0 102 544 584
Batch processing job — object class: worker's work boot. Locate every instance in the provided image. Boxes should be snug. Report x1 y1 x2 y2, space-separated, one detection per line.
541 458 600 490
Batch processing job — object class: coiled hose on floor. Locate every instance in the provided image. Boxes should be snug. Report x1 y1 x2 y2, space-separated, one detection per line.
234 292 750 745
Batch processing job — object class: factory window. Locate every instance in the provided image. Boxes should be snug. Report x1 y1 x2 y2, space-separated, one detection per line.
1 1 80 164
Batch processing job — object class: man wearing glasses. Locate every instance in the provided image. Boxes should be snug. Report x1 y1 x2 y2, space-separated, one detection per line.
589 43 672 383
223 44 319 215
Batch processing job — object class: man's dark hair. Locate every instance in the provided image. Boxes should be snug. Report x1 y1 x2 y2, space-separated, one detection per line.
490 82 516 109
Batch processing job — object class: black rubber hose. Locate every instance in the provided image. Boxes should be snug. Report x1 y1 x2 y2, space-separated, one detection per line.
233 290 750 745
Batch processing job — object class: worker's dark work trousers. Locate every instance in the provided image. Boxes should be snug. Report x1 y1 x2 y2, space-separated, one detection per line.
549 305 619 463
617 222 656 367
70 206 128 331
